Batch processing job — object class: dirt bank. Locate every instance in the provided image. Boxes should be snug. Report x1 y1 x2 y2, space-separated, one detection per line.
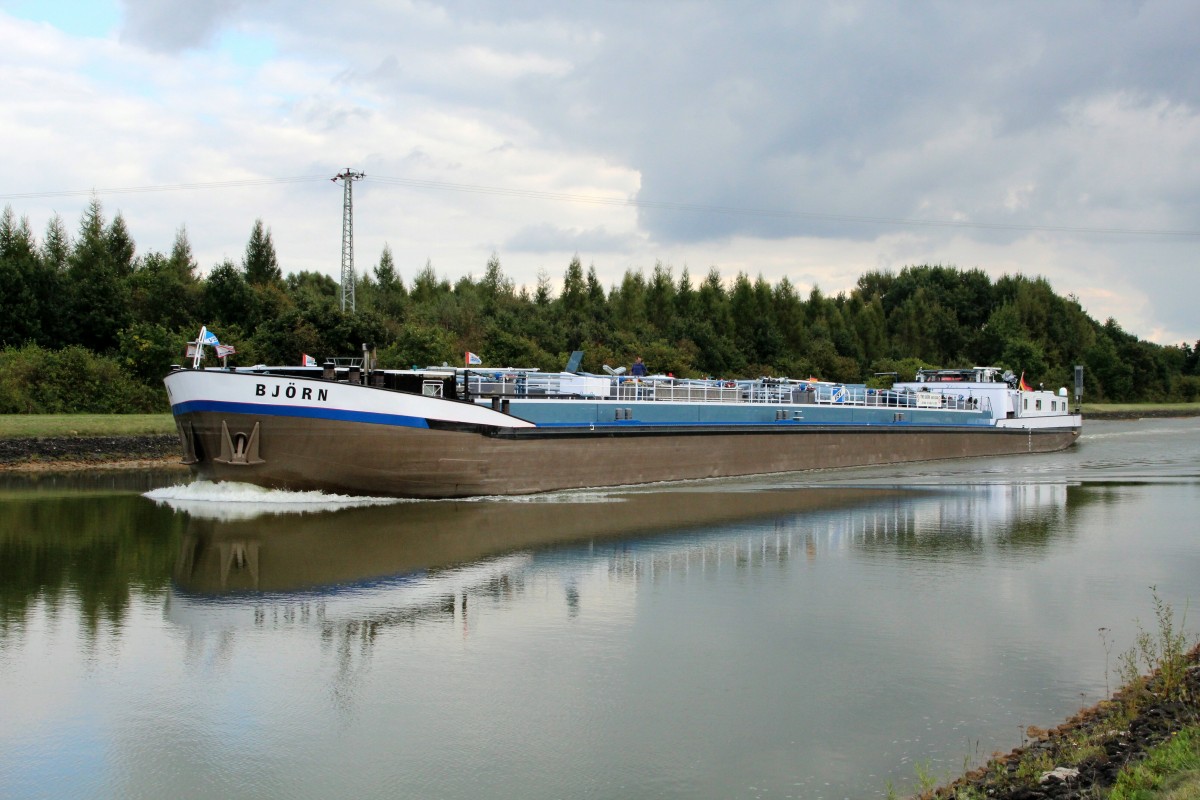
930 645 1200 799
0 434 186 472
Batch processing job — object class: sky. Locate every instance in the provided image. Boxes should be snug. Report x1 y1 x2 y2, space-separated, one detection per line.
1 0 1198 346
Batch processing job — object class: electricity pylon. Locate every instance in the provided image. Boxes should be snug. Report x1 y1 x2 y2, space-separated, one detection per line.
332 169 365 312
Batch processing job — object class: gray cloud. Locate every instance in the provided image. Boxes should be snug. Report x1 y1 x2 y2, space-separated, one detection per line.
282 1 1200 248
118 0 249 52
493 2 1200 243
504 223 636 254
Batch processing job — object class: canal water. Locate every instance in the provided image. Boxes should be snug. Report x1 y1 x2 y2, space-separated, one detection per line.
1 418 1197 799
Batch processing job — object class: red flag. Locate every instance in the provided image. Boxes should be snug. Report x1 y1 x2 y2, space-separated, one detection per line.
1018 372 1032 391
303 353 317 367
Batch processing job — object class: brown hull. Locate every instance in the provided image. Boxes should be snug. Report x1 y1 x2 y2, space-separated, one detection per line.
175 411 1080 498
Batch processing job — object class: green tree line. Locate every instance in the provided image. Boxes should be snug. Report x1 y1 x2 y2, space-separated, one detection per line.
2 199 1198 413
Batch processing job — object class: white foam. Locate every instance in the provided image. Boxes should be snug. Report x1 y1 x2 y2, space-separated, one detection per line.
144 481 403 520
464 489 627 504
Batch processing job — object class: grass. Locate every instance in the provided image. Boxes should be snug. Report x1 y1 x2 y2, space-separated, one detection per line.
916 590 1198 800
1109 726 1200 799
1082 402 1200 415
0 413 175 438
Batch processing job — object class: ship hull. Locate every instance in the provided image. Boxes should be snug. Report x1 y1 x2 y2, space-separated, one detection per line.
173 407 1079 498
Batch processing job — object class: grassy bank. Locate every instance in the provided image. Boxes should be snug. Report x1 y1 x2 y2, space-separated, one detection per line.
1083 403 1200 418
0 413 175 438
917 592 1200 800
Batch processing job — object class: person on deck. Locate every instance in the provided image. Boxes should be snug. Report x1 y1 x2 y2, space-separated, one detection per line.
630 356 647 377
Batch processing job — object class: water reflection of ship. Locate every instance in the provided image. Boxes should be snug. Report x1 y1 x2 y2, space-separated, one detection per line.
170 487 905 596
169 482 1068 618
166 487 900 641
163 483 1072 701
600 483 1069 585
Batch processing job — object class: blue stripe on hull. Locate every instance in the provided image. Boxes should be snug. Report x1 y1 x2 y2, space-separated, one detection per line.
172 399 430 429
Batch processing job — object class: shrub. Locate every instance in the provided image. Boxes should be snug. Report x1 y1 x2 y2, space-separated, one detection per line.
0 344 163 413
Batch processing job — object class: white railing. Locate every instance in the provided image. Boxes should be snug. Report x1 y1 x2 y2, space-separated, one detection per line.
810 385 988 413
462 372 989 414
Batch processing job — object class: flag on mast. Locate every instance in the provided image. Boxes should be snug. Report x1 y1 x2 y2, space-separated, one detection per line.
465 351 482 366
303 353 318 367
1018 372 1032 391
192 325 222 367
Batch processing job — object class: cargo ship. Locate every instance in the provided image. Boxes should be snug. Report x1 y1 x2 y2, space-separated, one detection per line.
165 350 1081 498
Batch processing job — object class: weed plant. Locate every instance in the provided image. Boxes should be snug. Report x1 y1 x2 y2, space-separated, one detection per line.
1108 726 1200 799
910 589 1197 799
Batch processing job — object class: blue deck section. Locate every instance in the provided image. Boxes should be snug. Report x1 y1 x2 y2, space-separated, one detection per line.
172 399 430 429
505 400 995 428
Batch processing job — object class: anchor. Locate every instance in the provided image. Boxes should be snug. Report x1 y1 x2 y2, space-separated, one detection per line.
215 420 265 465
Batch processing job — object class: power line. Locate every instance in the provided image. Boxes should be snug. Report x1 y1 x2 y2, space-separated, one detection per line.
3 173 1198 238
0 176 328 201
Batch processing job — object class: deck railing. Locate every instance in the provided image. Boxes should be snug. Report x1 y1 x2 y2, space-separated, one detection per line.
462 372 989 413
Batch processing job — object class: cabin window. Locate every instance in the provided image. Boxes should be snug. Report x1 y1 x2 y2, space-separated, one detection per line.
1035 399 1042 410
1023 397 1028 410
1051 400 1057 411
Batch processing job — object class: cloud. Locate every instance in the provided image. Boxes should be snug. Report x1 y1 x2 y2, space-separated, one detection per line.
504 223 638 254
118 0 250 52
492 2 1200 247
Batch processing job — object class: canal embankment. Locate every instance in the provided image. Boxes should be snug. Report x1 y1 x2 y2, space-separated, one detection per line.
925 642 1200 799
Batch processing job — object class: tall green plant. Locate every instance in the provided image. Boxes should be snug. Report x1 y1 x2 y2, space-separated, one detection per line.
0 344 163 413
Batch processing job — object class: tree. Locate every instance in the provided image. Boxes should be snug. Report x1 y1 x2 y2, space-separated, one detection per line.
36 214 71 347
0 207 46 345
285 271 340 310
106 212 136 278
64 198 131 352
41 214 70 273
644 262 677 339
128 228 201 330
202 259 257 331
692 268 741 375
731 272 780 368
411 259 448 307
480 253 509 301
371 244 407 319
243 219 282 285
559 255 588 349
168 226 199 282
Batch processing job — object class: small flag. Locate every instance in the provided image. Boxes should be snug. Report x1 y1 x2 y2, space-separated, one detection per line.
215 344 236 359
198 326 220 346
303 353 317 367
465 351 482 366
1019 372 1032 391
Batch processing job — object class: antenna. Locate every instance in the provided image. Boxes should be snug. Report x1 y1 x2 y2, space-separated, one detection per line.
332 168 365 312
